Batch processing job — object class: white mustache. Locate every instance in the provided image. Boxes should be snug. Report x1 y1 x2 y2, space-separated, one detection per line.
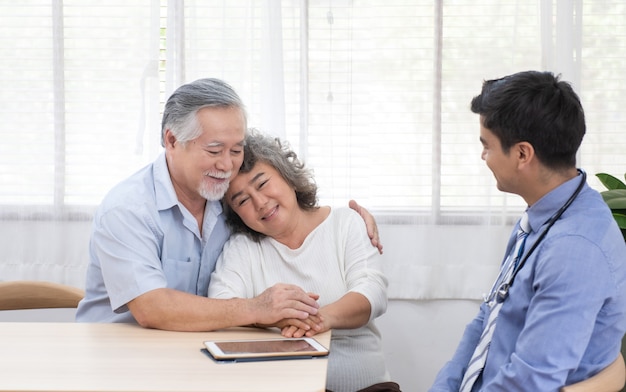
204 171 231 179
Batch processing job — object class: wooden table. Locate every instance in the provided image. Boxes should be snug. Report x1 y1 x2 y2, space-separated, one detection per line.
0 322 331 392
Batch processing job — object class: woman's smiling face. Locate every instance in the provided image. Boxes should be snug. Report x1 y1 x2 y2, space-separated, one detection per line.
225 161 299 239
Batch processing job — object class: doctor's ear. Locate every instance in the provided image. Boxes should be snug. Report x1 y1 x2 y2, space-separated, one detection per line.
516 141 534 163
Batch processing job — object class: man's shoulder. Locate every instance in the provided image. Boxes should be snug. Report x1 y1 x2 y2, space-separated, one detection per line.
97 163 158 216
567 189 620 238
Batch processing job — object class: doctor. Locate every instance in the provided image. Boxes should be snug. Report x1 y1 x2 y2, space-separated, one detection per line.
429 71 626 391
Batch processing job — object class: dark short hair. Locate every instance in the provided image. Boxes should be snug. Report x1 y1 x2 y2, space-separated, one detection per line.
470 71 585 170
222 129 318 242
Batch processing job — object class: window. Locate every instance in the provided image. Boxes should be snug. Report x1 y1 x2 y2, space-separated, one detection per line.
1 0 625 224
0 0 161 215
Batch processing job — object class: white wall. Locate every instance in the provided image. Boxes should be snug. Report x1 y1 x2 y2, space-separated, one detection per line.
0 308 77 322
377 299 480 392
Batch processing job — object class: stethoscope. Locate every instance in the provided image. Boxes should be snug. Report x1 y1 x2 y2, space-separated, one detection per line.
483 169 587 305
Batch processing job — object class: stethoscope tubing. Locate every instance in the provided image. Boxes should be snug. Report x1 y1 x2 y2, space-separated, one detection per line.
485 169 587 304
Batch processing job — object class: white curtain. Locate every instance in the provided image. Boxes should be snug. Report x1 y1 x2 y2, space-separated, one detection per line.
1 0 625 299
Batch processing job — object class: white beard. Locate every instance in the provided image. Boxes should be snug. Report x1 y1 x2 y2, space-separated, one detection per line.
198 172 231 201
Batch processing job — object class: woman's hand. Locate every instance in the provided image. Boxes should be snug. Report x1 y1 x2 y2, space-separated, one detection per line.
279 313 328 338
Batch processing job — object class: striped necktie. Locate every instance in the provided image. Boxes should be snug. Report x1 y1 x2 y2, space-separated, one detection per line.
459 212 530 392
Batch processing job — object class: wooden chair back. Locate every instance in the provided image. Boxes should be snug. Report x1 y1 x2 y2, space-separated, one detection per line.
0 280 84 310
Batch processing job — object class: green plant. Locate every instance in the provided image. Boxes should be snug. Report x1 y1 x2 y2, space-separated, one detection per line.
596 172 626 242
597 173 626 392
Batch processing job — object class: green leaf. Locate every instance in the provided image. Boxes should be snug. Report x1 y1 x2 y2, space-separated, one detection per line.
596 173 626 190
601 189 626 209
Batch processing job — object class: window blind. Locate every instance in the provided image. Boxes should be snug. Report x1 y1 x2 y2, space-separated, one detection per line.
183 0 539 221
0 1 56 206
0 0 161 211
578 1 626 178
1 0 625 224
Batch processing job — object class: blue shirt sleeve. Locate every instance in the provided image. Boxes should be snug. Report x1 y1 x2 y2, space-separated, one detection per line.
93 203 168 313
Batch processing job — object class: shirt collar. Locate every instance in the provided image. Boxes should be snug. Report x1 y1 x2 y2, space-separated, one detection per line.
153 152 179 212
526 171 587 233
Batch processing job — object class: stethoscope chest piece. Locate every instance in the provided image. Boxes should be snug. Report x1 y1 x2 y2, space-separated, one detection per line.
496 283 510 303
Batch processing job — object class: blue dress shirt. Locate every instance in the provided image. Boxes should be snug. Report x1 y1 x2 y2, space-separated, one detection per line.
429 173 626 391
75 152 230 323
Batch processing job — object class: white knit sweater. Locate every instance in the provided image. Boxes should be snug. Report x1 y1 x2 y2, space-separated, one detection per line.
208 207 391 392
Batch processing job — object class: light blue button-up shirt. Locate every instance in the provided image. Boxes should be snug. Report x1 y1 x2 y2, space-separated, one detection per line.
430 173 626 391
76 152 230 323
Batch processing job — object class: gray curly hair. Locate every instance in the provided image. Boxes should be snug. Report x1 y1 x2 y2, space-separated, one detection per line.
223 129 319 242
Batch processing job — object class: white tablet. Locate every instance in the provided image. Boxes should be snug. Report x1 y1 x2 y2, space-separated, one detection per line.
203 337 329 362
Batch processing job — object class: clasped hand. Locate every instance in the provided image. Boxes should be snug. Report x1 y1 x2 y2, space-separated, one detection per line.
252 283 326 337
276 312 328 338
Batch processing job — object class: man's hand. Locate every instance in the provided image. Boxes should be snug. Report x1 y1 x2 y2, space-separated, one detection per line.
250 284 320 326
349 199 383 254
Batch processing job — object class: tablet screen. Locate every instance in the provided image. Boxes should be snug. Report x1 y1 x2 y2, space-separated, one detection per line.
217 339 316 354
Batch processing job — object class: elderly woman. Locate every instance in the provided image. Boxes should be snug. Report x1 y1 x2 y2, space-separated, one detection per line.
208 129 401 392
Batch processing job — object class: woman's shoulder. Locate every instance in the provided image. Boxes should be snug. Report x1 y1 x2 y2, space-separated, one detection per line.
223 232 265 253
328 206 363 223
322 206 367 236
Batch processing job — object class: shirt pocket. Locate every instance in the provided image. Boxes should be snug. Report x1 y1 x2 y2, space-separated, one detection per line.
162 257 201 293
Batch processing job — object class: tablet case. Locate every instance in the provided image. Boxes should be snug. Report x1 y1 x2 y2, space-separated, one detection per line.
200 348 326 363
